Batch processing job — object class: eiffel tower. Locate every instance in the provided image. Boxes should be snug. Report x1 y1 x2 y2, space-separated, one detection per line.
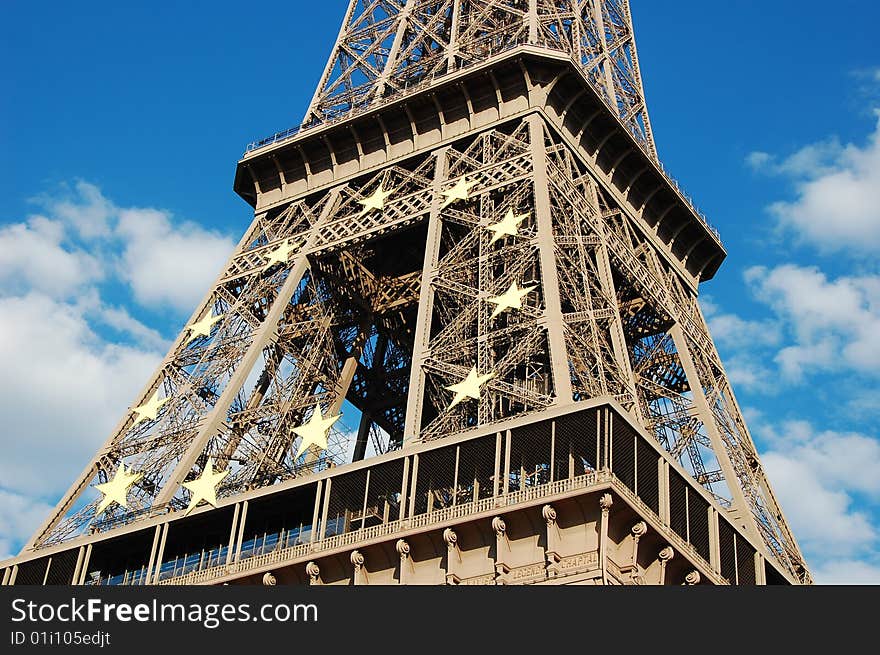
2 0 810 586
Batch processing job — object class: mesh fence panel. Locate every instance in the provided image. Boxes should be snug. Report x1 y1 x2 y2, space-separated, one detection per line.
612 429 636 493
636 437 660 514
326 469 368 535
509 422 552 491
83 529 156 585
365 459 404 523
669 470 688 543
765 561 790 585
457 435 497 502
243 484 317 544
413 445 456 515
736 535 757 586
555 410 598 475
688 491 711 563
719 518 737 584
14 557 49 585
45 548 79 585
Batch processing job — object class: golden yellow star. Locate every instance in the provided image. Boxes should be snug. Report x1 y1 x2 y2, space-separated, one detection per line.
94 464 142 515
445 366 496 408
486 208 529 244
132 389 170 425
358 183 393 217
293 404 342 458
440 176 477 209
263 239 295 269
186 310 224 344
182 457 229 516
488 282 537 319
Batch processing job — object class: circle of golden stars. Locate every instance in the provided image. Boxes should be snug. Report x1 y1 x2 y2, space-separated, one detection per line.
94 181 542 522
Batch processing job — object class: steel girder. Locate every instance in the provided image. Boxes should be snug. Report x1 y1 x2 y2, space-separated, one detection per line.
304 0 656 158
29 115 809 584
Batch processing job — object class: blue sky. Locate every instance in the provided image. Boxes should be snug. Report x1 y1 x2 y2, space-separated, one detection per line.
1 0 878 583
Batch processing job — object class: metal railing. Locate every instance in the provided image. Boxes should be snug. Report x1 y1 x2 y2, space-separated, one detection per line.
155 471 606 585
93 464 722 587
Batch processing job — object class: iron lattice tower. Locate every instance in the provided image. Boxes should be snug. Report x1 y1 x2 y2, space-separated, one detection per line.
2 0 810 587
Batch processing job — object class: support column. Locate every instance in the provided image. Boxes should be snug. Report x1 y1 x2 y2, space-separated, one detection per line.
351 550 368 585
755 553 767 586
144 526 161 586
658 546 675 585
151 523 169 584
234 500 249 562
493 432 503 497
310 480 323 544
502 430 512 495
399 457 411 521
595 242 643 421
42 557 52 585
404 148 449 442
443 528 461 584
407 454 420 519
319 479 332 541
306 561 322 585
492 517 510 583
226 503 241 566
445 0 462 71
590 0 619 106
598 493 613 584
371 0 416 102
528 114 574 404
670 324 758 543
628 520 647 582
77 544 92 585
659 460 670 524
396 539 412 585
155 188 342 506
71 546 85 586
527 0 539 44
709 507 721 574
543 505 561 575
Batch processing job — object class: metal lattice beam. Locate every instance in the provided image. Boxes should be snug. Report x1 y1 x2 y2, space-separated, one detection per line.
303 0 656 158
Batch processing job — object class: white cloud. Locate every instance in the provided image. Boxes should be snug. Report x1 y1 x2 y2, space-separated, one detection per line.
0 489 55 560
760 420 880 559
96 304 169 351
749 113 880 253
847 388 880 419
33 180 115 239
812 559 880 585
4 181 235 316
0 293 162 496
700 295 780 392
746 151 772 170
721 356 776 393
745 264 880 380
116 208 233 313
0 218 102 298
0 180 234 555
705 311 781 350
